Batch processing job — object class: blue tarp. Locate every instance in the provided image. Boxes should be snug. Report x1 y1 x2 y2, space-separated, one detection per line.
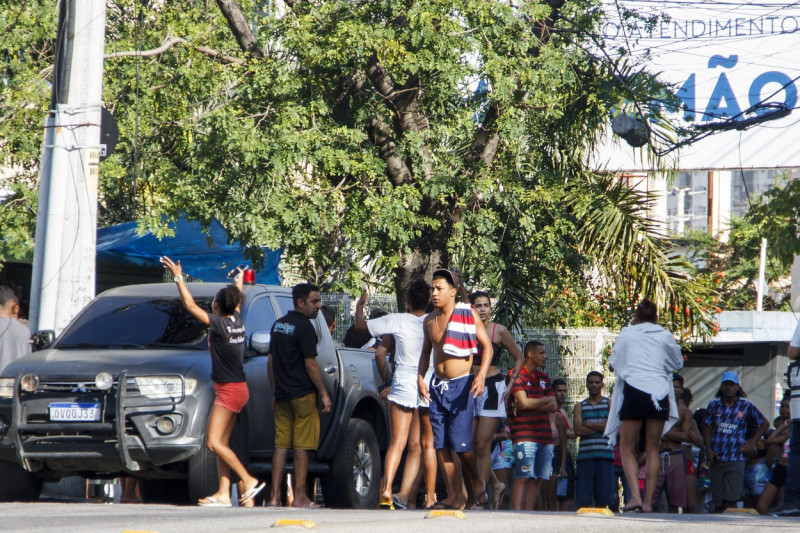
96 218 281 284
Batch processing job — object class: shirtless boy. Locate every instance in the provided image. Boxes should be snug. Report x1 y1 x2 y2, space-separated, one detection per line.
418 269 492 509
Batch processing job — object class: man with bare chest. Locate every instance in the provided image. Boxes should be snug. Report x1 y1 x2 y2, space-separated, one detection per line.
418 269 492 509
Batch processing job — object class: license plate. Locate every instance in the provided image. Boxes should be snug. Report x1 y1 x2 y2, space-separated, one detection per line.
49 403 101 422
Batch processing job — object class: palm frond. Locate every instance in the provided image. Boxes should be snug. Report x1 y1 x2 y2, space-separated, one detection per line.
570 173 716 342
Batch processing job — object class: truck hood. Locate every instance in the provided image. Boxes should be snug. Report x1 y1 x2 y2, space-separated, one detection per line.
1 348 209 379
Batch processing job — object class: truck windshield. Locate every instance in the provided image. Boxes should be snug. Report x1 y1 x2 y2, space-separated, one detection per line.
56 296 213 349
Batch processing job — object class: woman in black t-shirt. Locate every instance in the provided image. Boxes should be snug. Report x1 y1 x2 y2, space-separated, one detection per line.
161 256 264 507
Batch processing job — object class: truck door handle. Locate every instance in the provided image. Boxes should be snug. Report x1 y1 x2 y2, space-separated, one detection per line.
324 365 337 375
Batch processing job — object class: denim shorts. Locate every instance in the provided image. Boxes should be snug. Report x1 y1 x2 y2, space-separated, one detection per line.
513 441 554 480
387 365 419 409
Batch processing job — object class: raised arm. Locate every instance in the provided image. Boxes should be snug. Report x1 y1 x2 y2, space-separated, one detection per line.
354 291 369 332
160 256 209 325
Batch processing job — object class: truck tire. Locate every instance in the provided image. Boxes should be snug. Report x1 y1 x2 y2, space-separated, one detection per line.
187 440 217 503
0 461 41 501
321 418 379 509
187 413 249 503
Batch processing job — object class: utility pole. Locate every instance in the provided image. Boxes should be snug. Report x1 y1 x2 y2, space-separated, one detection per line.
29 0 107 333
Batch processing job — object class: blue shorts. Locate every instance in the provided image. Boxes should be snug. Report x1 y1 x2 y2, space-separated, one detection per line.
429 373 474 452
513 441 554 480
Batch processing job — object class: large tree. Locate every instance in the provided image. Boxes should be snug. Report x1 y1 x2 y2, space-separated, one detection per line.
0 0 715 339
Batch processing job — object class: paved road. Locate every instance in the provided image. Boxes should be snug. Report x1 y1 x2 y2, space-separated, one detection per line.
0 503 797 533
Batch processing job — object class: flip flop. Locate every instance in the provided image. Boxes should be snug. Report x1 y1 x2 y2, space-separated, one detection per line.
238 482 265 505
391 494 408 510
198 496 229 507
379 496 395 510
621 504 643 513
427 502 459 510
293 501 323 509
471 487 492 510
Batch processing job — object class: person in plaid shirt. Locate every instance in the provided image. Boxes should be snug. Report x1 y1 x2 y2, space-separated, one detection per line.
703 371 768 512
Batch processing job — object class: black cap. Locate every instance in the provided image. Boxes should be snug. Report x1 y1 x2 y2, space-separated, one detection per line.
432 268 456 286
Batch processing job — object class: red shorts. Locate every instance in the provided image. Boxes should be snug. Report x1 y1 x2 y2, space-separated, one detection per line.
214 382 250 413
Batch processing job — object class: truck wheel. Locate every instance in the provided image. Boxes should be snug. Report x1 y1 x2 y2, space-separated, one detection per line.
321 418 379 509
187 440 218 503
0 461 41 501
187 414 249 504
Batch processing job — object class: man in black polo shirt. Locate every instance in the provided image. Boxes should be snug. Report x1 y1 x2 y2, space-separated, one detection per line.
267 283 331 508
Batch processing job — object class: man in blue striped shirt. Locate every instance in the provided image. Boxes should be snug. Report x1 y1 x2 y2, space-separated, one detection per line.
574 371 615 509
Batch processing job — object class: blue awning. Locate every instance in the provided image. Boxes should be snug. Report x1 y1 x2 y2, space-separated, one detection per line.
96 218 281 284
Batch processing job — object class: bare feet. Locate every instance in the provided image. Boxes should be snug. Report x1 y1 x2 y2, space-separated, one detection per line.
292 496 317 508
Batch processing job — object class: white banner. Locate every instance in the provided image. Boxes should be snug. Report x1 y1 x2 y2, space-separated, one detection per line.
594 1 800 171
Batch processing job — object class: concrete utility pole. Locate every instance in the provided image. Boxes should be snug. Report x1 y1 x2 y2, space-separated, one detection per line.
29 0 107 333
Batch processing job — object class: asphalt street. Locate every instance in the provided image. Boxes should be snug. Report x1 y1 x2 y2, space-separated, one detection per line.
0 503 798 533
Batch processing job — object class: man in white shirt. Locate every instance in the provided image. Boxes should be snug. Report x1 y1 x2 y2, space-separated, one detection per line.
0 286 31 372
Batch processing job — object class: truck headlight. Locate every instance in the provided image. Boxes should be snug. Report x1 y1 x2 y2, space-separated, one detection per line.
20 374 39 393
0 378 13 398
95 372 114 391
134 376 193 399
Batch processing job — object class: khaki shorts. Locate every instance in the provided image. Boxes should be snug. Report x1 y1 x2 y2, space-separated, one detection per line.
274 392 320 451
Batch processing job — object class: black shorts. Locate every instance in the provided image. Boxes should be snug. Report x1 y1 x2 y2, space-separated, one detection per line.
552 447 575 501
769 462 787 488
619 382 669 421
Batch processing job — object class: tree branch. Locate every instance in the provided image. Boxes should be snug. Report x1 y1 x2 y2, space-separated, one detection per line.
215 0 264 59
104 36 245 65
368 116 413 186
467 1 566 168
365 54 434 180
468 105 501 166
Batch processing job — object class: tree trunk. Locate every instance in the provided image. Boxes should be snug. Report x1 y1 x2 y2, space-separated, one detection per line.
393 229 449 311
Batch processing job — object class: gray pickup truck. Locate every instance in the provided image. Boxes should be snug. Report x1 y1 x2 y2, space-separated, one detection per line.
0 283 388 508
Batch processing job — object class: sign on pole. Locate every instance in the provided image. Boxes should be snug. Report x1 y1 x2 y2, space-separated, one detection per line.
595 1 800 171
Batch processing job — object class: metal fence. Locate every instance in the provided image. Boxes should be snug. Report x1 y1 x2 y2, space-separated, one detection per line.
518 328 617 415
320 293 399 345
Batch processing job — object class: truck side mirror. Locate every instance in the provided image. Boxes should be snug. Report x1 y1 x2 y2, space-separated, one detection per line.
249 331 271 355
31 330 55 351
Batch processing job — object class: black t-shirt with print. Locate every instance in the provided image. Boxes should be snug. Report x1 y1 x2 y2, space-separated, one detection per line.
269 310 318 402
208 311 246 383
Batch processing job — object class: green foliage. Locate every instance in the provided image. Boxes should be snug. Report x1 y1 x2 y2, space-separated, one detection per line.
681 175 796 312
0 1 56 262
0 0 716 339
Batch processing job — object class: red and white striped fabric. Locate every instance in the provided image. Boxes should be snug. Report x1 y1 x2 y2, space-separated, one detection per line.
442 302 478 358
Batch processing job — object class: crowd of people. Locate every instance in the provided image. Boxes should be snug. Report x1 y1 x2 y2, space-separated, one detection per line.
2 264 800 515
351 274 800 516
